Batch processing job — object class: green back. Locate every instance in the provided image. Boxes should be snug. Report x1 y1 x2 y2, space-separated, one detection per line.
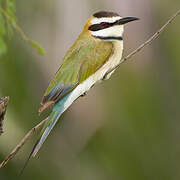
42 33 113 105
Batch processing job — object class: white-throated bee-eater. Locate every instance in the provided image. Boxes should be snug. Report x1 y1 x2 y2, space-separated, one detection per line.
24 11 139 167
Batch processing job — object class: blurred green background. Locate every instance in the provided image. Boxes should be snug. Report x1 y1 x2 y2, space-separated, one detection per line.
0 0 180 179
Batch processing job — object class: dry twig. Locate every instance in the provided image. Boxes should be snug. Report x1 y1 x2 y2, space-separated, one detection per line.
0 9 180 169
0 118 48 168
104 8 180 78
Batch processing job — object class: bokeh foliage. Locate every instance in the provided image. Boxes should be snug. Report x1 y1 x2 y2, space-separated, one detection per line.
0 0 44 55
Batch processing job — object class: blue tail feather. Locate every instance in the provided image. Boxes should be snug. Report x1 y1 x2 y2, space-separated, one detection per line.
32 94 70 157
20 93 72 175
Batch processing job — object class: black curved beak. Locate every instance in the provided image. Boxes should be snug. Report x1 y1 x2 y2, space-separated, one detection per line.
117 17 139 25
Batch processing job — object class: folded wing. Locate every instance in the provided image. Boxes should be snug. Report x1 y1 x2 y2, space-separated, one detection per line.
39 33 113 113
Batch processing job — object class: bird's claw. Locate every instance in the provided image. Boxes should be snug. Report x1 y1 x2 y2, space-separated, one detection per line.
81 92 87 97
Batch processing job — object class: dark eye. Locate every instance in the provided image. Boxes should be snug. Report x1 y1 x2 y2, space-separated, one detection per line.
100 22 107 27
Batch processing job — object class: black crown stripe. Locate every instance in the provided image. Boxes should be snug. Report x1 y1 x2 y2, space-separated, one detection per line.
93 11 119 18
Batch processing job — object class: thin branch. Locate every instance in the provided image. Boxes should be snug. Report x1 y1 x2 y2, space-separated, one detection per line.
104 8 180 78
0 9 180 169
0 118 48 168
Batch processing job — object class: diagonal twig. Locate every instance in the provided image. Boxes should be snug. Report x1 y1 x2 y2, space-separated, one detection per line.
0 118 48 168
0 9 180 169
104 8 180 78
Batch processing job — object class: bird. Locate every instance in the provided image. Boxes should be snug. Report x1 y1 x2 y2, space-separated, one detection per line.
22 11 139 171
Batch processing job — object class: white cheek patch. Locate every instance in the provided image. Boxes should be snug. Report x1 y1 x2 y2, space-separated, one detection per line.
91 25 124 38
91 16 122 25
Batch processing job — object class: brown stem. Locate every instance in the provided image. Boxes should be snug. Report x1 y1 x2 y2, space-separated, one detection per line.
0 118 48 168
0 97 9 136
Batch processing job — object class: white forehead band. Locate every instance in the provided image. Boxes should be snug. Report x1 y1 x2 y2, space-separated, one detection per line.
91 16 122 25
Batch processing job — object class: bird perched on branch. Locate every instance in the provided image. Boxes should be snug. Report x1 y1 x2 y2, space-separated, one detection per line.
23 11 139 169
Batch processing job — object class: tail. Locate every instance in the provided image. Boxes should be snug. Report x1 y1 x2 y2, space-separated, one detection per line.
20 94 71 175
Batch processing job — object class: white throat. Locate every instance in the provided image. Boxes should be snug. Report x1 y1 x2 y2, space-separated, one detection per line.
91 25 124 40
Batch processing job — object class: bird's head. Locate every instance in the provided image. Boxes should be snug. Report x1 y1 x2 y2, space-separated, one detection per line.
84 11 139 41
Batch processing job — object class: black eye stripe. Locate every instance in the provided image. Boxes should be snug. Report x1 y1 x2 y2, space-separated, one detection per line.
88 24 100 31
88 23 109 31
88 21 119 31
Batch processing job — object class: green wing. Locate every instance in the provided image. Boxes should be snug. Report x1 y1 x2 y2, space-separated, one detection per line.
39 33 113 112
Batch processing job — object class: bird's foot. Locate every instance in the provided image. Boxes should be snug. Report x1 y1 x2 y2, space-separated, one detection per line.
81 92 87 97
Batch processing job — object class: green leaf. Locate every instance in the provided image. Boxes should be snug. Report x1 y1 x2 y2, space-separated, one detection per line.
0 13 6 36
30 41 45 55
0 38 7 55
